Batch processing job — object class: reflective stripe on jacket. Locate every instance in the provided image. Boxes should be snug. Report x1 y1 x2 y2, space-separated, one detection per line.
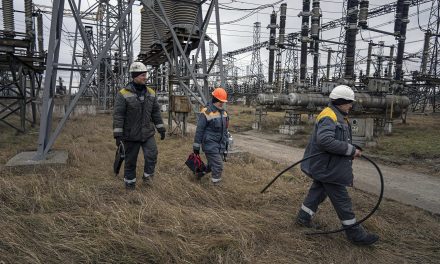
300 104 356 186
113 82 164 141
193 103 229 154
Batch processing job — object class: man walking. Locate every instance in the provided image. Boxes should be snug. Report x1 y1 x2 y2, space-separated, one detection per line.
296 85 379 246
193 87 229 185
113 61 166 189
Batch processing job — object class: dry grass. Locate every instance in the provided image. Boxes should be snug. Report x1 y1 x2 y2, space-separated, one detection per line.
0 114 439 263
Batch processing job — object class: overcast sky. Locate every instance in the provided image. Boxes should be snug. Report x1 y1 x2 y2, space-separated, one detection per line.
2 0 436 85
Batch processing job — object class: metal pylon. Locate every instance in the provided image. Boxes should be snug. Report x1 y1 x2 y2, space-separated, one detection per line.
249 22 263 94
35 0 135 160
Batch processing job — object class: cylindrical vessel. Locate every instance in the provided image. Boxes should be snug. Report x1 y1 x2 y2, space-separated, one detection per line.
141 7 155 54
172 0 200 33
257 93 290 105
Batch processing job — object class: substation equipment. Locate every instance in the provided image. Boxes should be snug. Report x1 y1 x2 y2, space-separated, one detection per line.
5 0 226 161
0 0 45 133
251 0 431 146
137 0 225 137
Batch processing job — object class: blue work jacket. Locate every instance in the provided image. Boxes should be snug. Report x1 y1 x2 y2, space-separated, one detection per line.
301 104 356 186
193 103 229 154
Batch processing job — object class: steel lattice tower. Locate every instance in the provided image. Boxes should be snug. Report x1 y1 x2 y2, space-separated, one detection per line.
333 1 347 80
283 34 298 92
249 22 263 94
415 0 440 112
96 0 133 110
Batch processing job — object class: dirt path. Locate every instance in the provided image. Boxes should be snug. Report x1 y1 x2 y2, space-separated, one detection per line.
232 130 440 215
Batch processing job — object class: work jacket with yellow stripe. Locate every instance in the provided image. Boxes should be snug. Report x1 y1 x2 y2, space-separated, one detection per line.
113 82 164 142
300 103 356 186
193 103 229 154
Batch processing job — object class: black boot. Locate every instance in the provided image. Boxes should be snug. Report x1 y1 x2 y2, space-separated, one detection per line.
125 183 136 190
345 224 379 246
296 209 320 229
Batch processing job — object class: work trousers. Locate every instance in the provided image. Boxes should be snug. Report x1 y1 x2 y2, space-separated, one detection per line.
205 152 223 182
123 136 158 185
301 180 355 224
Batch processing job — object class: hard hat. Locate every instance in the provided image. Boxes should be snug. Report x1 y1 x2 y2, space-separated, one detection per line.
212 87 228 102
329 85 356 101
129 61 147 73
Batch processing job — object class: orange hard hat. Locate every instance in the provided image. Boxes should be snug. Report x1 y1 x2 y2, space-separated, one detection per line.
212 87 228 102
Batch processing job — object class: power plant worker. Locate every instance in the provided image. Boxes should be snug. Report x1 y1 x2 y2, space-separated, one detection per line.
113 62 166 189
296 85 379 246
193 87 229 185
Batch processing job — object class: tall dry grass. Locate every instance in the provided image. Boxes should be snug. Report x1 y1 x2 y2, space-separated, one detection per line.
0 114 439 263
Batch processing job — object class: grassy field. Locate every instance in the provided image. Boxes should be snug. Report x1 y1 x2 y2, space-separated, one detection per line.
0 114 439 263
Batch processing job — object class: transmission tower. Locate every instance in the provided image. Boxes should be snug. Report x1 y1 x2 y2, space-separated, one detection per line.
283 34 298 92
412 0 440 112
249 22 263 94
332 2 347 80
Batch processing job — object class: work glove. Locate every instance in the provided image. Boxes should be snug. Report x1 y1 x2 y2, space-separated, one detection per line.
157 127 166 141
160 131 166 140
115 136 122 147
193 148 200 155
353 143 363 151
223 151 228 162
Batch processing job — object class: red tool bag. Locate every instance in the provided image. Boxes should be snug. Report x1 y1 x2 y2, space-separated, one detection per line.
185 153 207 177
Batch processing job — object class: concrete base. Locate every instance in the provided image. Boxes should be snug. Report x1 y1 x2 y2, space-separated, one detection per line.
6 150 68 167
279 125 304 135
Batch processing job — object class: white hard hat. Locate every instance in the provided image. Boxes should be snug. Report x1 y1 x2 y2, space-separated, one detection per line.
329 85 355 101
129 61 147 73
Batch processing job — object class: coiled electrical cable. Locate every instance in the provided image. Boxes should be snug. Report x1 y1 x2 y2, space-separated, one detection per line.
261 152 384 236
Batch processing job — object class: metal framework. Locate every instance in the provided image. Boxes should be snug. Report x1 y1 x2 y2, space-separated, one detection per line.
35 0 135 159
0 0 45 133
248 22 264 95
136 0 225 134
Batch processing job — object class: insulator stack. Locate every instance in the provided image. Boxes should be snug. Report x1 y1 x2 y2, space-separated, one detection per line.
2 0 15 37
394 0 403 36
278 3 287 47
300 0 310 84
344 0 360 80
172 0 200 33
24 0 34 38
140 7 154 54
358 0 369 28
154 0 166 42
311 0 320 39
267 11 277 84
37 12 44 54
161 0 174 34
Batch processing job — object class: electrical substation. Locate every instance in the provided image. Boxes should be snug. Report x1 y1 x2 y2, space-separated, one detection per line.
1 0 439 160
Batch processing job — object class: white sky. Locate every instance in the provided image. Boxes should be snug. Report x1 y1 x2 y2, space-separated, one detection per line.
2 0 436 85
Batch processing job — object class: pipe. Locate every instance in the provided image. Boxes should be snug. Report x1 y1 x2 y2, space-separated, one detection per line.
257 93 290 105
257 92 410 111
